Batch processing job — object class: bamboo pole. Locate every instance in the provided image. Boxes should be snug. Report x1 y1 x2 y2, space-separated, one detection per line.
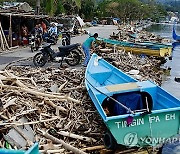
0 22 9 50
38 129 87 154
0 117 59 126
39 149 65 153
81 145 105 152
57 131 96 142
9 14 12 47
0 28 5 50
1 84 80 103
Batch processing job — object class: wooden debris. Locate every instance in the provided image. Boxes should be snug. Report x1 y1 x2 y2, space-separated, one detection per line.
57 130 96 142
0 66 106 153
81 145 105 152
38 129 87 154
0 48 165 153
0 22 9 51
110 23 171 44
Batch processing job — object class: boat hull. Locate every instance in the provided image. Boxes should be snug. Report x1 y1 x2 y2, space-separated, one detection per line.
173 24 180 42
99 38 172 57
106 109 180 147
106 44 171 57
85 53 180 148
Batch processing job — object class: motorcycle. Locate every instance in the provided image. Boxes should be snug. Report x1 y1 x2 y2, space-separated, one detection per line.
33 43 81 67
44 33 58 45
61 31 71 46
29 33 42 52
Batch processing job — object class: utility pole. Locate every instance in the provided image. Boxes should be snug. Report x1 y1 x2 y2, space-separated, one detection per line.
36 0 41 15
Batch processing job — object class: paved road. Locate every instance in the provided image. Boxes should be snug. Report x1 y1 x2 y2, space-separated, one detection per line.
0 25 118 70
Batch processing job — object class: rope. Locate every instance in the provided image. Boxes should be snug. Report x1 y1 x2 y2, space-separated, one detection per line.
85 78 135 115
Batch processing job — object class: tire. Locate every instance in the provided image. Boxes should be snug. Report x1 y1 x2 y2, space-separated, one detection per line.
31 45 34 52
65 50 81 66
62 39 66 46
35 47 39 51
104 131 117 150
33 52 47 67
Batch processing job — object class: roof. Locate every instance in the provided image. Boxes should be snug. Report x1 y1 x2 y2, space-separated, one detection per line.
0 12 48 19
0 2 33 12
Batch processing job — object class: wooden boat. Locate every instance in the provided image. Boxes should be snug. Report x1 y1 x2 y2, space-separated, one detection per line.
173 24 180 42
98 38 172 57
85 53 180 149
0 143 39 154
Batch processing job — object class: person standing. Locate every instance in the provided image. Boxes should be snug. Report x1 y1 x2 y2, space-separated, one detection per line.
41 21 47 34
82 33 98 67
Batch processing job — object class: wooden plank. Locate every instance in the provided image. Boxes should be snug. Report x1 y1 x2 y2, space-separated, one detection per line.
9 14 12 47
0 28 5 50
106 82 139 92
0 22 9 49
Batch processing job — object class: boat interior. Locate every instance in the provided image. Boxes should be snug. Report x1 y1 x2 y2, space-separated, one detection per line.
102 91 153 116
100 84 180 117
87 57 180 117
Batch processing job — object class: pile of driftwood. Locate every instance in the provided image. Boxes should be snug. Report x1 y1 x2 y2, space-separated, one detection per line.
110 24 171 44
0 67 105 153
0 49 165 153
96 49 164 85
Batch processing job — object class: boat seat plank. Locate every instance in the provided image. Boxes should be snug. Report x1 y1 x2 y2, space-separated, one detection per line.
90 65 112 85
106 82 139 92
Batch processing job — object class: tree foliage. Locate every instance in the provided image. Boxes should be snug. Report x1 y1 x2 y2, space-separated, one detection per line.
80 0 95 20
97 0 167 22
0 0 168 21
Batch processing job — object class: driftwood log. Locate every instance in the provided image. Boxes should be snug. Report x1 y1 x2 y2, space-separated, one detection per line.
38 129 87 154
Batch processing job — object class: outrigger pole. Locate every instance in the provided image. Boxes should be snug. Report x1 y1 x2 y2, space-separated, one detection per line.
85 78 135 115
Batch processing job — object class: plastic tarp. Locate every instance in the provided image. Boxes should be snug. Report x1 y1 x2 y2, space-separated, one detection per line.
113 92 143 115
76 16 85 27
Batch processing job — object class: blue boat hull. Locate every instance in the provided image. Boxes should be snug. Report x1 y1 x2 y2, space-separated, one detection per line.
85 53 180 149
173 24 180 42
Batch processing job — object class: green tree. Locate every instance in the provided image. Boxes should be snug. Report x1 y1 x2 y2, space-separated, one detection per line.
62 0 81 15
80 0 96 20
97 0 167 22
0 0 167 21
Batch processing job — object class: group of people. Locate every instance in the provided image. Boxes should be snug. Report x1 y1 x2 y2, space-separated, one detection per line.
31 22 58 44
20 22 58 46
21 21 98 67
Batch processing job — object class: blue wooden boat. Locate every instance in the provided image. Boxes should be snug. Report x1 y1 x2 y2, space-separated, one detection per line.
85 53 180 150
0 143 39 154
173 24 180 42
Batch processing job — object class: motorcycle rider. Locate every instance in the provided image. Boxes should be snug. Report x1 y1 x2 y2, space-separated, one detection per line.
31 24 43 47
43 23 58 43
48 23 58 36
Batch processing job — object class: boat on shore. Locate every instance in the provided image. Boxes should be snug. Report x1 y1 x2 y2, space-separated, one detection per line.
172 24 180 42
85 53 180 150
0 143 39 154
98 38 172 57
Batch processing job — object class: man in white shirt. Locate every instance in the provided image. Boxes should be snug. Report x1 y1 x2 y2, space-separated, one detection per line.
48 23 57 36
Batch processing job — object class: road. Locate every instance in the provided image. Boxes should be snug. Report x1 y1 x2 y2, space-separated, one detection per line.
0 25 118 70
